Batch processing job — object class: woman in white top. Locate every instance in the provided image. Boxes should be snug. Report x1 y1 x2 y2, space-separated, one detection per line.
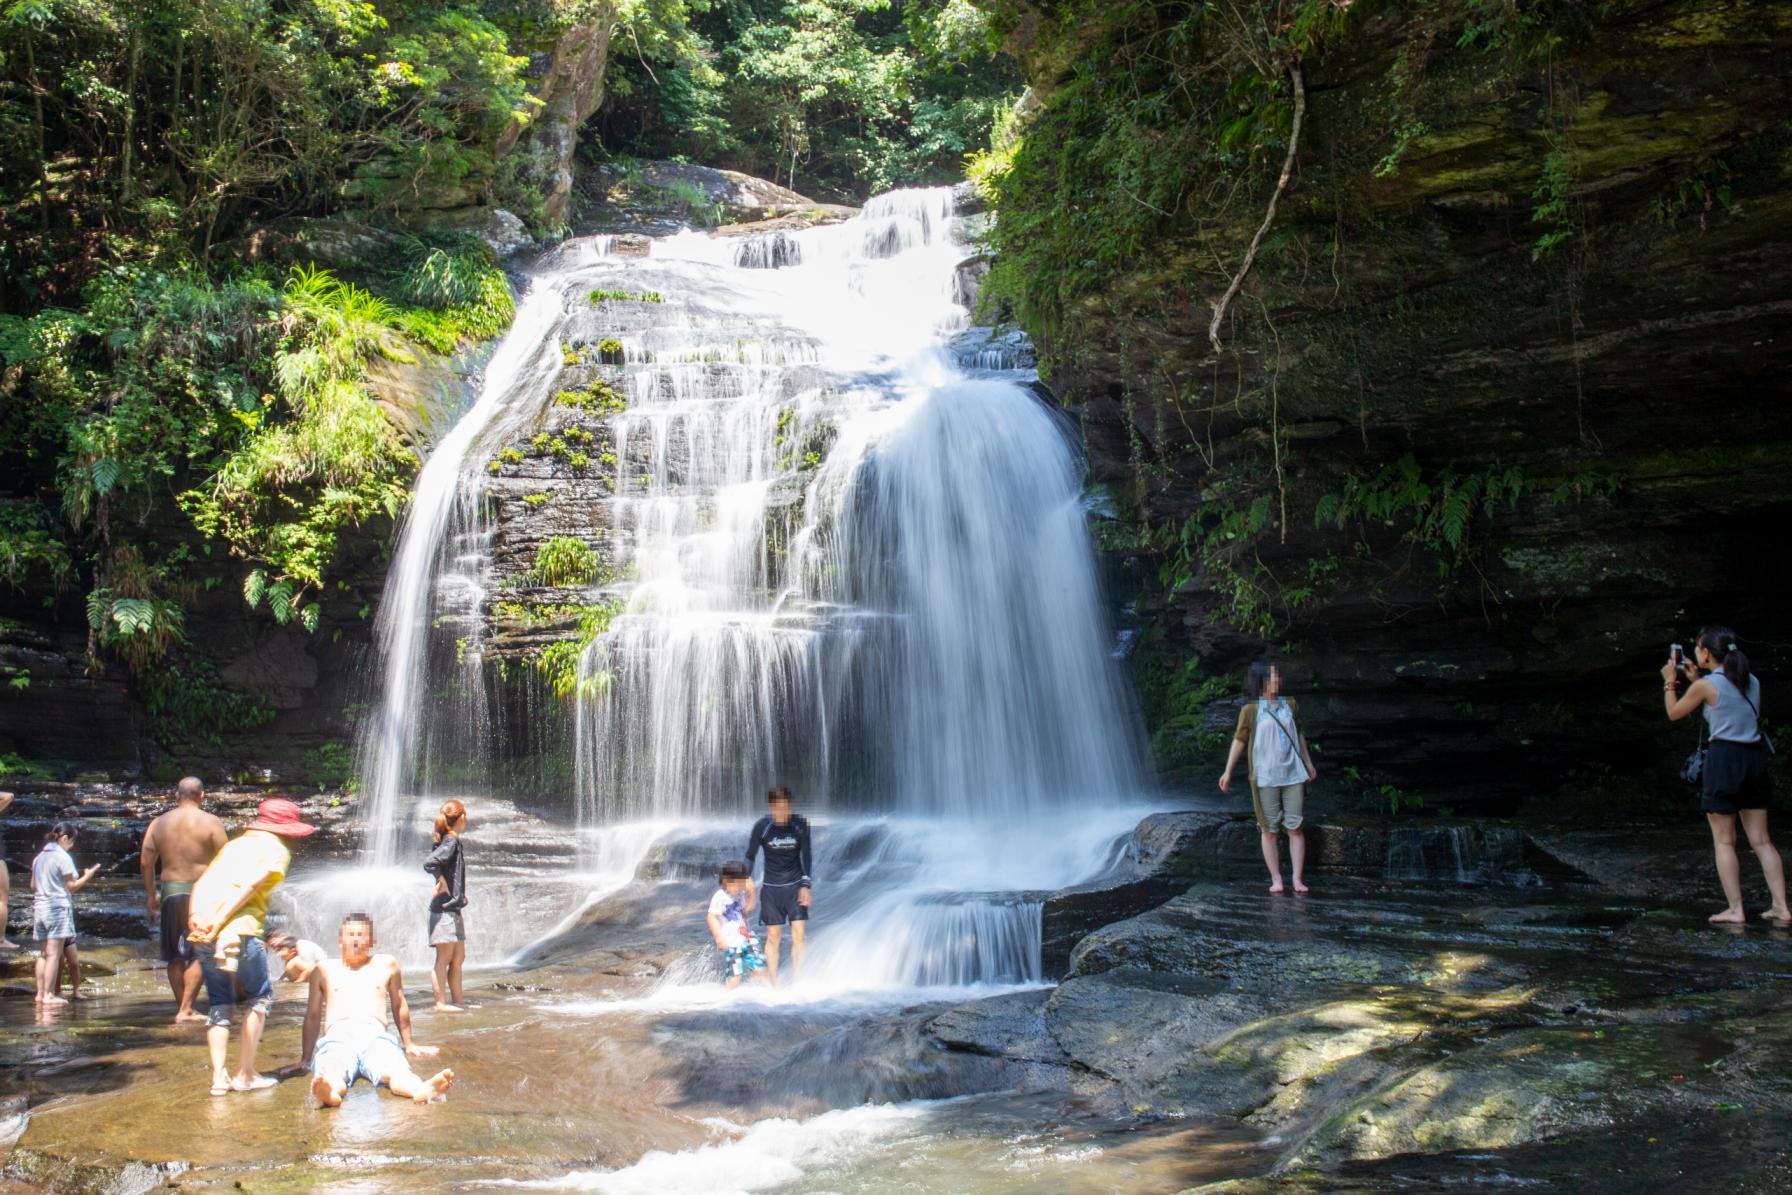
32 821 101 1004
1663 626 1789 924
1220 661 1319 894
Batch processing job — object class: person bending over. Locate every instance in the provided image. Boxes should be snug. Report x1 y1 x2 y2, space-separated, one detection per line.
187 798 316 1095
265 929 328 985
745 786 812 983
302 911 453 1106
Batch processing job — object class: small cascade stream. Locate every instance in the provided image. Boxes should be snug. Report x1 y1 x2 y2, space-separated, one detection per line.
320 187 1156 990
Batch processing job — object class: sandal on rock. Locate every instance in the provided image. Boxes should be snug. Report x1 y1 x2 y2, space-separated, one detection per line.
232 1075 278 1092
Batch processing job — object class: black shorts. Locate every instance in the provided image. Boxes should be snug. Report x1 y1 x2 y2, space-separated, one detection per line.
759 882 809 927
160 892 195 963
1702 739 1772 815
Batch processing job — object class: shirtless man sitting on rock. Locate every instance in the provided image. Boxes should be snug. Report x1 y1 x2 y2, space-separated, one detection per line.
301 911 453 1107
141 777 228 1023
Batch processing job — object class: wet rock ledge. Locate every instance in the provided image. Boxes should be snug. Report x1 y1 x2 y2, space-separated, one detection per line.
937 809 1792 1191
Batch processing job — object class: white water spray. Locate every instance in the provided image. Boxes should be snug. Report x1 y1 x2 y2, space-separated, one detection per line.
572 189 1147 824
347 186 1154 989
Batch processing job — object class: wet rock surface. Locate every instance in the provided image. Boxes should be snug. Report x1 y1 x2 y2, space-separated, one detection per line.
6 806 1792 1191
575 159 856 237
933 862 1792 1188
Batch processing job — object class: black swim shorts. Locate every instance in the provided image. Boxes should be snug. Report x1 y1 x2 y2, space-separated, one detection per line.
758 881 810 927
159 892 195 963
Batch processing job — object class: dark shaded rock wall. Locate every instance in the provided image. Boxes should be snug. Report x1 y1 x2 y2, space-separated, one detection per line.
989 0 1792 807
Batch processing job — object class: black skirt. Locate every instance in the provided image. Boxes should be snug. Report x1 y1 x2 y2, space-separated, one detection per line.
1702 738 1771 814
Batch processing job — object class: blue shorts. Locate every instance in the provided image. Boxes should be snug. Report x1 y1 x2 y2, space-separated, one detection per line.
198 935 275 1026
758 882 809 927
725 942 765 979
33 902 75 941
312 1028 409 1089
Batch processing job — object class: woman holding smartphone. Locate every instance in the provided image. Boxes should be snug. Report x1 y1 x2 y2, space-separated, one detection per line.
1663 626 1790 924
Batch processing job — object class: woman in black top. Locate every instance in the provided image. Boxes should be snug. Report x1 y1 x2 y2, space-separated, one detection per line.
423 799 472 1011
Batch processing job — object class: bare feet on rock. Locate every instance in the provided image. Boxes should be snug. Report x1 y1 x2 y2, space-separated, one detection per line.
173 1010 209 1024
433 1002 467 1013
1293 880 1310 894
1709 906 1747 924
1267 881 1284 894
1762 906 1792 924
413 1069 455 1104
311 1074 345 1107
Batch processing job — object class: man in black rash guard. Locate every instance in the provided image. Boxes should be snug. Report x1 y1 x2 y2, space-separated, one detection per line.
745 786 812 984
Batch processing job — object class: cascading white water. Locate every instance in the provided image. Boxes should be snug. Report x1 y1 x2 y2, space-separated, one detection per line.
572 189 1147 825
345 187 1154 988
356 242 618 866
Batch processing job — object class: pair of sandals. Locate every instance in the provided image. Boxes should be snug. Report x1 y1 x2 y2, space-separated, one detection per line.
210 1073 278 1097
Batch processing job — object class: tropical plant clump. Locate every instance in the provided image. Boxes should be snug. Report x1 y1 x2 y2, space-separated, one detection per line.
528 536 603 588
532 602 624 700
556 381 629 415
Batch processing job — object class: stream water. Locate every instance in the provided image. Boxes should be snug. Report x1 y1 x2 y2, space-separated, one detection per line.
269 190 1180 1186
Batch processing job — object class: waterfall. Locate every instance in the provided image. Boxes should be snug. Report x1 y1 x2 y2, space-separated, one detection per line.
356 243 616 865
572 188 1147 822
348 186 1153 987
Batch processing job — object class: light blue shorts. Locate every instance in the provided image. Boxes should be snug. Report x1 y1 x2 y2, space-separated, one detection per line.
33 902 75 941
312 1029 408 1089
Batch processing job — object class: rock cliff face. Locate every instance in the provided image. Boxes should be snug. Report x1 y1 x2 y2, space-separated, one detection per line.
983 0 1792 807
336 9 616 233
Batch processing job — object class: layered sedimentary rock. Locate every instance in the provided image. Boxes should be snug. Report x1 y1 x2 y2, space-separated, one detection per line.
981 0 1792 805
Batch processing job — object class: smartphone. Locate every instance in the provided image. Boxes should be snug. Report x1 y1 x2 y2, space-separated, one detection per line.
1670 643 1684 666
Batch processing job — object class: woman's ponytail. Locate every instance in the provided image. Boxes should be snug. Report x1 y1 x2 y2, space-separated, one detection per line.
1696 626 1751 693
433 799 467 845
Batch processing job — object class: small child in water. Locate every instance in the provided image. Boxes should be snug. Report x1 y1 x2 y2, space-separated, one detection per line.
707 860 767 988
265 930 328 984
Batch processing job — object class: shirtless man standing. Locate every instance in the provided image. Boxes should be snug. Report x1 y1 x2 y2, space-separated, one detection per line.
1 791 18 952
302 912 453 1107
141 777 228 1023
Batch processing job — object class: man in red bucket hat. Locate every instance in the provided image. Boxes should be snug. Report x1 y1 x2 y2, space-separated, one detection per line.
187 797 317 1096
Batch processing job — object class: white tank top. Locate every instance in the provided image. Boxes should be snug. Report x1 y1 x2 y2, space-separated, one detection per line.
1705 672 1762 744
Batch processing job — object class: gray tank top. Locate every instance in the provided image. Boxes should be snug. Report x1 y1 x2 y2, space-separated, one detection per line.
1705 672 1762 743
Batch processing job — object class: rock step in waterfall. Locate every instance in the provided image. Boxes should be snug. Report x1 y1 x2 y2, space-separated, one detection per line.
330 187 1155 986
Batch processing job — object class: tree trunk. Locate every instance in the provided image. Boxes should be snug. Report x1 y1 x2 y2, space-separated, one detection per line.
120 17 142 203
25 30 50 234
